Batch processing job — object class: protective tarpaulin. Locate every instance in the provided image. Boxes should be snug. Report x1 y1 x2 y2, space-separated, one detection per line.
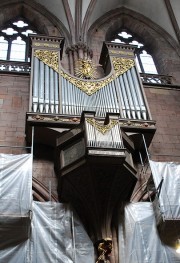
31 202 94 263
0 202 94 263
149 160 180 219
0 154 32 249
118 203 180 263
0 154 32 215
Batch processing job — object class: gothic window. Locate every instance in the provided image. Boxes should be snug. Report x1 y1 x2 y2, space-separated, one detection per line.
0 18 37 62
111 30 158 74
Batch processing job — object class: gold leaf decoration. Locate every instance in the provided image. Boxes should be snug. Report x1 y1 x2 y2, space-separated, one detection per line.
60 70 114 96
86 118 119 134
34 50 59 72
75 58 97 79
109 50 134 56
112 57 135 77
34 50 135 96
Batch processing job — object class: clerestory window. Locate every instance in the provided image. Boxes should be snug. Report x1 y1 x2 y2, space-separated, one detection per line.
111 30 158 74
0 17 37 62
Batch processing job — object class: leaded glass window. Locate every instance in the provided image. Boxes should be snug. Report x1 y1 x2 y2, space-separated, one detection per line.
111 30 158 74
0 17 37 62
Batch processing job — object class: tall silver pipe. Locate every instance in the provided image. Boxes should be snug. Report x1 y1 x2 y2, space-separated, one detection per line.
105 85 111 113
119 75 131 118
131 67 147 120
122 72 136 119
32 57 39 112
109 83 115 112
126 69 141 119
50 68 54 113
111 80 120 114
77 86 82 115
45 65 50 113
71 82 76 115
64 78 67 114
67 81 71 115
114 78 126 117
98 89 103 116
74 85 79 115
54 72 59 113
101 87 107 115
65 79 68 114
94 90 99 115
39 61 45 113
61 77 65 114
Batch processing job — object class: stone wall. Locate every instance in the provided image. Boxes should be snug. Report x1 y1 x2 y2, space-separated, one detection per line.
145 86 180 162
0 73 58 197
0 74 29 149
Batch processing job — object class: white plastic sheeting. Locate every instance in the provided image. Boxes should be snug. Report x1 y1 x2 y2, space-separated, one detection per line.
0 153 94 263
0 154 32 215
0 202 95 263
150 160 180 219
0 154 32 249
31 202 94 263
118 203 180 263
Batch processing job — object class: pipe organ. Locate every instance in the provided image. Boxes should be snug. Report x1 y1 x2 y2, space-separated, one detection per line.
27 36 156 260
30 36 151 121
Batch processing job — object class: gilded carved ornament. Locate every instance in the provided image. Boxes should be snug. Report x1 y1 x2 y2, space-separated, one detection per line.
86 118 119 135
34 50 59 72
75 58 97 79
33 50 134 96
112 57 135 77
60 70 115 96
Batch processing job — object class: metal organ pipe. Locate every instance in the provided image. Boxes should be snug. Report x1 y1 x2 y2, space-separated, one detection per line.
122 72 136 119
85 120 124 149
130 67 147 120
50 68 55 113
60 69 147 120
60 77 122 117
114 77 127 118
39 61 45 113
110 80 120 114
126 70 141 119
118 75 131 119
32 57 39 112
45 65 50 113
54 72 59 113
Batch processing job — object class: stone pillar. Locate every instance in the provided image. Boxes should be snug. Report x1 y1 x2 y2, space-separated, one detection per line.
66 42 93 75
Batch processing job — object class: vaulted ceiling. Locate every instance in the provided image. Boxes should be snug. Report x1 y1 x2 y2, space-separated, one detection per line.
1 0 180 44
33 0 180 43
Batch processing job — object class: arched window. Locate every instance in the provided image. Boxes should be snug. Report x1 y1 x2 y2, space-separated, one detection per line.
111 30 158 74
0 17 37 62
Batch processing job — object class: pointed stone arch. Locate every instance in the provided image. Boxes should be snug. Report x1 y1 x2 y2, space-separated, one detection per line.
87 7 180 83
0 0 71 46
